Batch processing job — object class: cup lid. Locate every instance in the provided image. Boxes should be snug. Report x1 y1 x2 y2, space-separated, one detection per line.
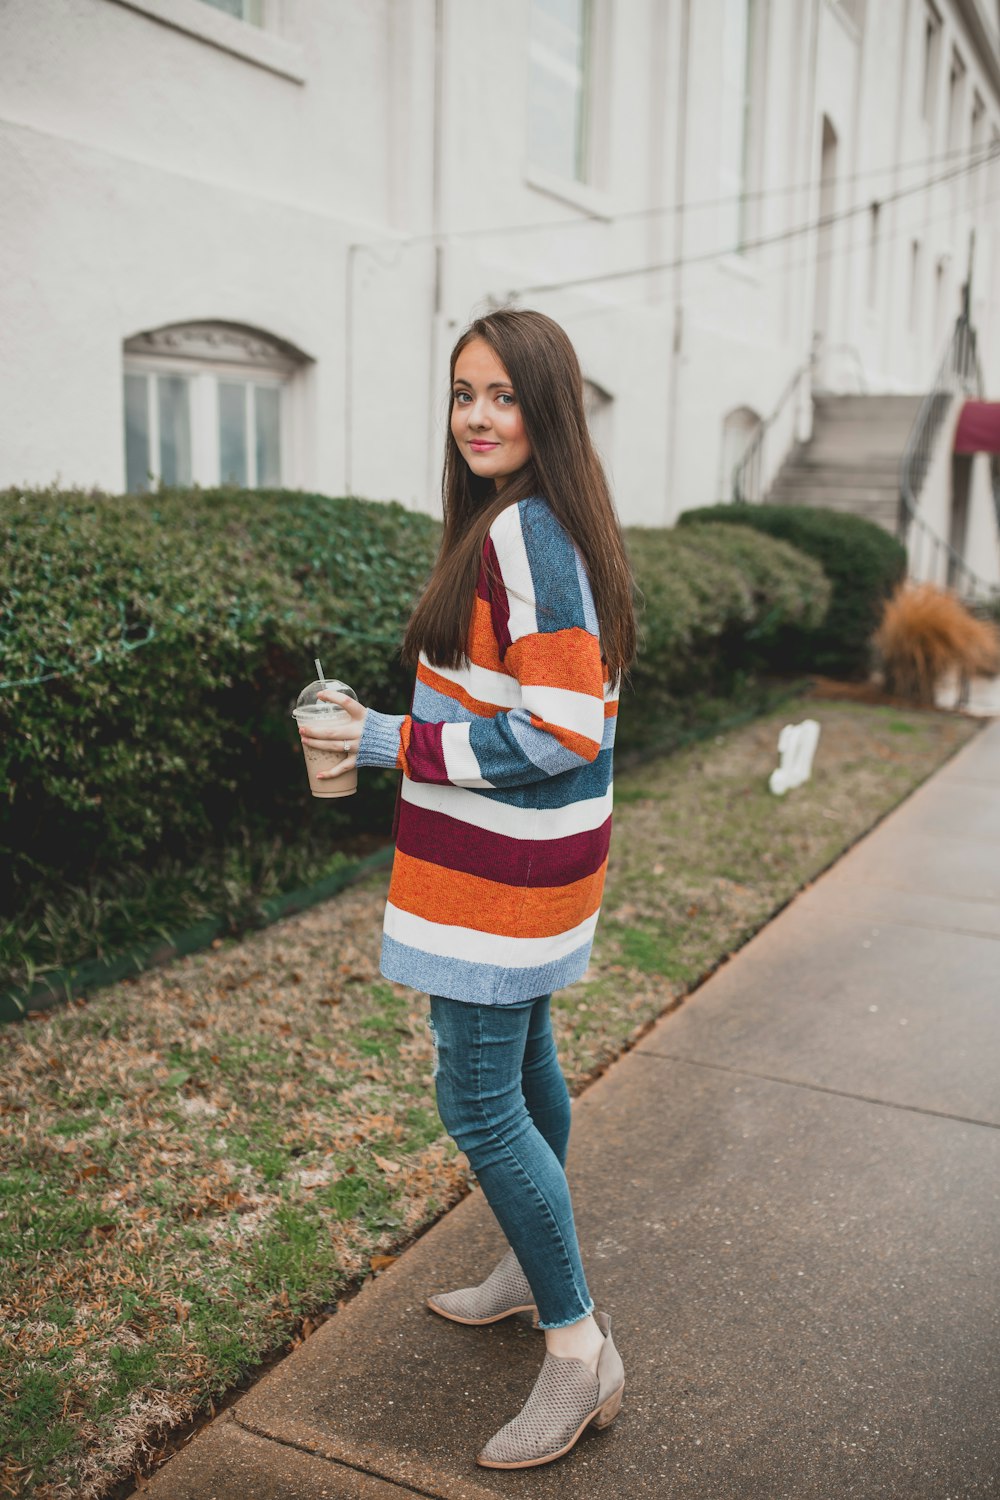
294 677 358 711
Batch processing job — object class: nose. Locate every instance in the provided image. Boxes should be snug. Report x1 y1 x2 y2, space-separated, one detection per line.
467 395 492 430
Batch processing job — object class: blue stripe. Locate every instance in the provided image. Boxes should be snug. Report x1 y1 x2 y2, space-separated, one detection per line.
574 548 600 636
381 932 594 1005
505 709 590 776
465 744 614 810
518 498 587 634
412 678 478 724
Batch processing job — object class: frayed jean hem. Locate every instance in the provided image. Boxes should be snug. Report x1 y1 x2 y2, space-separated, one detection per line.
536 1296 596 1330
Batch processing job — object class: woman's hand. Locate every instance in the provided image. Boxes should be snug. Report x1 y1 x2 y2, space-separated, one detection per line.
299 691 369 783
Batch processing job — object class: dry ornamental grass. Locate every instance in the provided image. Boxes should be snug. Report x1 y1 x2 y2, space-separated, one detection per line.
874 580 1000 706
0 695 981 1499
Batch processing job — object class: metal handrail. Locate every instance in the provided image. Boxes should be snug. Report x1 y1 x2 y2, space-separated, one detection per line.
898 315 999 600
732 355 814 504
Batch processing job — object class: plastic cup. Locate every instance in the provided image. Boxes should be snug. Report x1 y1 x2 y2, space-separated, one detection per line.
292 678 359 799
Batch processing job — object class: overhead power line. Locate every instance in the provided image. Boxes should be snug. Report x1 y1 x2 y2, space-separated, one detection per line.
501 142 1000 300
445 139 1000 243
560 171 1000 329
348 141 1000 257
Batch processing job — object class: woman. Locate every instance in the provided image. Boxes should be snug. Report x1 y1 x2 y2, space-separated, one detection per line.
300 307 637 1469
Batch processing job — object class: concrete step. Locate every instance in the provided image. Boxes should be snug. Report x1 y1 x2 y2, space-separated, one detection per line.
764 389 928 536
769 487 899 507
799 430 915 450
784 454 901 472
777 470 900 489
812 394 924 419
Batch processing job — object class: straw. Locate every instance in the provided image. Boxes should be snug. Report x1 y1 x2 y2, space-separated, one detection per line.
314 657 326 688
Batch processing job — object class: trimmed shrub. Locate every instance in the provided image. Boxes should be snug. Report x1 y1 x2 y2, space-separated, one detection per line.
1 487 826 939
621 522 830 750
676 502 907 678
874 580 1000 704
0 486 439 916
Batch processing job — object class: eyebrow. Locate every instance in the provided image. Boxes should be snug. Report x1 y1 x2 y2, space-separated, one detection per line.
452 378 513 391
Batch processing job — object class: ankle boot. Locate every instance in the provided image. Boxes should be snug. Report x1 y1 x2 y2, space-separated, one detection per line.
476 1309 625 1468
426 1247 539 1326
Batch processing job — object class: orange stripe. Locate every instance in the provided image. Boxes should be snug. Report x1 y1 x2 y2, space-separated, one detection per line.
397 717 413 772
467 595 506 672
529 718 602 761
388 849 607 938
417 662 510 718
604 699 618 718
505 628 604 695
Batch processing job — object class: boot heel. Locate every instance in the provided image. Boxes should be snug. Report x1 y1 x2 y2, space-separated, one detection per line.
592 1382 624 1429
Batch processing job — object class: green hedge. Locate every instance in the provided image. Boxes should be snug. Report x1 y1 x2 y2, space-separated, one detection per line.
0 487 829 937
623 522 830 747
676 502 907 678
0 487 438 917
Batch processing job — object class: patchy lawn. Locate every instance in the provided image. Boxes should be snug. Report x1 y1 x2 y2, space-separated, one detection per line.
0 695 980 1499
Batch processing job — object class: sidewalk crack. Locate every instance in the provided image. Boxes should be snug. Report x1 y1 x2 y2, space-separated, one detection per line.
232 1410 492 1500
635 1050 1000 1131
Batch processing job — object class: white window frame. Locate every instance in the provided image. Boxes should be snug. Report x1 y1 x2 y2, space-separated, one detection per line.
920 2 942 127
524 0 614 215
106 0 305 84
123 357 292 492
719 0 761 256
198 0 266 26
526 0 593 185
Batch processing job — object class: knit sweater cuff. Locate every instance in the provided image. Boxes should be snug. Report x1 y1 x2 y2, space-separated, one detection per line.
357 709 405 769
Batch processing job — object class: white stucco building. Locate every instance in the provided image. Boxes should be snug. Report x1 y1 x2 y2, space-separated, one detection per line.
2 0 1000 578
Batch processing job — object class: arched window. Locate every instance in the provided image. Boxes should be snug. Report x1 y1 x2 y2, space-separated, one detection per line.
122 320 308 492
719 405 762 501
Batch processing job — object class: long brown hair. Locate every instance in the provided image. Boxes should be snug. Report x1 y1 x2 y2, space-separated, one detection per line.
401 308 636 688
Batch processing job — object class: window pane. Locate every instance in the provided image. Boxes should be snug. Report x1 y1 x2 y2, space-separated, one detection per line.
255 386 281 487
219 382 248 486
198 0 263 23
528 0 589 181
157 375 192 487
124 373 151 493
719 0 752 247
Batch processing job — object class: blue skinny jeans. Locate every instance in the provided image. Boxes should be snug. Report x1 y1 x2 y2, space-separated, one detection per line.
428 992 594 1330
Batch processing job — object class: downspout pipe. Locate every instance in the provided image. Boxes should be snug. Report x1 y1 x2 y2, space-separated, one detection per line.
666 0 690 526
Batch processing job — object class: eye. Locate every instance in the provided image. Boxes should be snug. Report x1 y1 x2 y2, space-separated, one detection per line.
497 393 516 406
452 390 471 404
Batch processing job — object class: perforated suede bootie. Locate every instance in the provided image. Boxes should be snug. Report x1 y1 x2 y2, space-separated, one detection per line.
476 1309 625 1469
426 1247 539 1326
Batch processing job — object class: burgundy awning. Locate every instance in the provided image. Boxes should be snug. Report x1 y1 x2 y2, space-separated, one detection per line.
954 400 1000 454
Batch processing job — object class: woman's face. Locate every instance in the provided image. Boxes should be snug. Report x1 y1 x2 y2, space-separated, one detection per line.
450 337 532 487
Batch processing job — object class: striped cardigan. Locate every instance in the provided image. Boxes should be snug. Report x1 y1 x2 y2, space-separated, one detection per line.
356 495 618 1005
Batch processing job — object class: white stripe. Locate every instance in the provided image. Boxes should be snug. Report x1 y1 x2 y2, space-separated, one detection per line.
400 779 614 838
489 504 537 641
521 683 605 742
424 655 522 708
440 720 495 788
384 903 600 967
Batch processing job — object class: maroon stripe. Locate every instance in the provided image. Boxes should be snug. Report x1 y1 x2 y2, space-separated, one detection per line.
406 722 450 783
395 802 611 887
483 535 512 659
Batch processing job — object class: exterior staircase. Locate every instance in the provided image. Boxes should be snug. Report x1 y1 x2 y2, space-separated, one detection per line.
767 393 924 536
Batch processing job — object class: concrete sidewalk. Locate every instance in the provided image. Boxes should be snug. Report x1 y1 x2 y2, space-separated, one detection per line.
142 720 1000 1500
